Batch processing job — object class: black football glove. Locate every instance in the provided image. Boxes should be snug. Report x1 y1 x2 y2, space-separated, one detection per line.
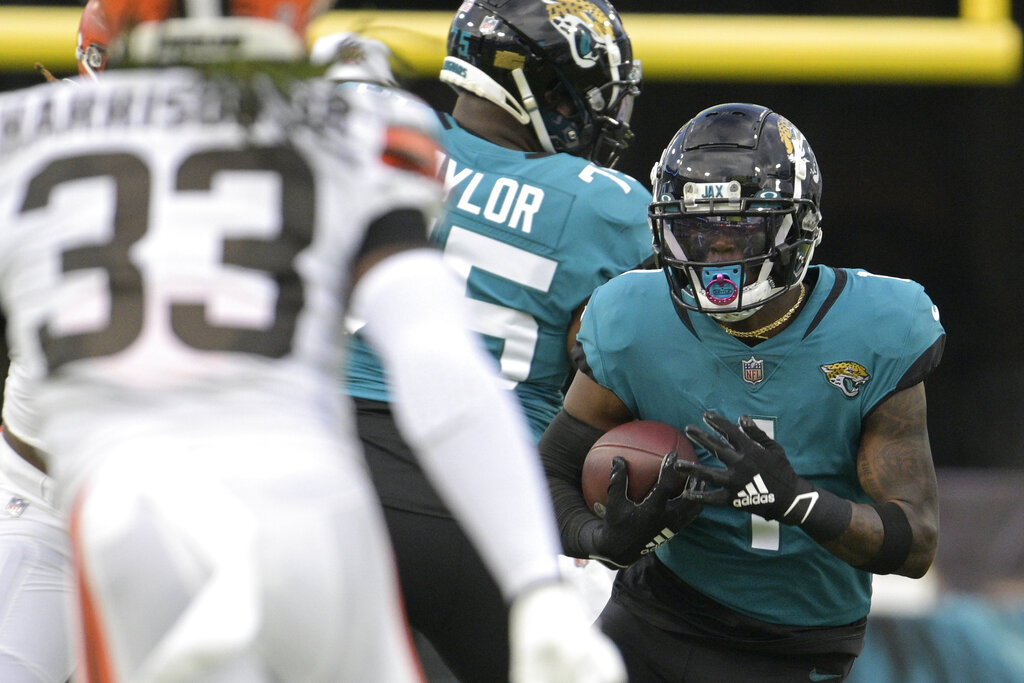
675 411 850 541
589 451 703 569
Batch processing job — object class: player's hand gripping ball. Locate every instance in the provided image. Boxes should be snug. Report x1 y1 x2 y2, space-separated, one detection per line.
582 420 698 516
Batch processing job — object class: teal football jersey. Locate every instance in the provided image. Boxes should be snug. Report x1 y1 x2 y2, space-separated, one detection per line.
576 265 945 626
346 113 653 439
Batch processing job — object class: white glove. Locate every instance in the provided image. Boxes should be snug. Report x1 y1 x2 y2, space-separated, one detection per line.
509 580 627 683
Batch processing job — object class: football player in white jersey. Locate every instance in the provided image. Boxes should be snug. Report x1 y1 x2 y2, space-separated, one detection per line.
0 2 625 682
0 5 118 680
0 352 74 682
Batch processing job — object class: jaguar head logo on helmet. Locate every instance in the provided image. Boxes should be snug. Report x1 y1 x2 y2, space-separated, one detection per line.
649 103 824 322
440 0 641 169
545 0 614 69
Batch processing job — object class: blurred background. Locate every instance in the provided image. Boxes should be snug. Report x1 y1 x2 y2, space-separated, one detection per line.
2 1 1023 680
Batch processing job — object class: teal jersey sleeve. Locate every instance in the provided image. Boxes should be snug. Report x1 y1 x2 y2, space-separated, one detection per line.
345 115 652 440
576 265 945 626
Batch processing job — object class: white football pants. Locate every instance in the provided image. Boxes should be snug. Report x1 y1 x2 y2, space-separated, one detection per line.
0 434 74 683
69 433 422 683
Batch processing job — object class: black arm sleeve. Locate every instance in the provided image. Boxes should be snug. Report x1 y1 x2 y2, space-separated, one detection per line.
355 208 431 264
896 334 946 391
538 410 606 559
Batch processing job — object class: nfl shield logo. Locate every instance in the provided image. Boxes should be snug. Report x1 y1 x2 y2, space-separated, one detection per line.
4 497 28 517
480 16 500 34
742 356 764 385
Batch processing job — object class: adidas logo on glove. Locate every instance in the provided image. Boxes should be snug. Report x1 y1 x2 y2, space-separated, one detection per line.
732 474 775 508
641 527 675 555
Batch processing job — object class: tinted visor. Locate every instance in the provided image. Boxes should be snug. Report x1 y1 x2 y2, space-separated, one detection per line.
662 214 778 263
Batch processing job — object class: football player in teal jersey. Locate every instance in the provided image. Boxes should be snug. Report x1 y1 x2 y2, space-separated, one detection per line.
342 1 651 680
540 103 945 682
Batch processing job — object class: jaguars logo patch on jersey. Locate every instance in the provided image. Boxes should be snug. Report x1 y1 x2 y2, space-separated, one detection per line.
820 361 871 398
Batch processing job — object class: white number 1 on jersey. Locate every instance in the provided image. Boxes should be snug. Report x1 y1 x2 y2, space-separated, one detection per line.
749 417 781 551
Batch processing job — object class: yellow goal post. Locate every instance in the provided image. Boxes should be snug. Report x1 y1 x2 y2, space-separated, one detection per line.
1 2 1019 85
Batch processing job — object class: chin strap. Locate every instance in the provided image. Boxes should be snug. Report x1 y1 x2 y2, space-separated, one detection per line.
708 305 762 323
698 279 774 322
510 68 556 154
440 57 531 125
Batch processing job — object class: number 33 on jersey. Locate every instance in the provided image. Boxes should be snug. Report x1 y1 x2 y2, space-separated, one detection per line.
0 73 442 393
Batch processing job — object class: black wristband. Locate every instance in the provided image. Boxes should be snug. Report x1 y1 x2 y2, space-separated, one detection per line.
538 410 607 559
791 486 852 542
856 502 914 575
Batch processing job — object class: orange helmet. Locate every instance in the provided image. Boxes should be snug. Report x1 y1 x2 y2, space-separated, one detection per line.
76 0 112 79
84 0 333 66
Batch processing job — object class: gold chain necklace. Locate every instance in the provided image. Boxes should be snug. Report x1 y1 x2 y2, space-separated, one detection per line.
720 284 806 340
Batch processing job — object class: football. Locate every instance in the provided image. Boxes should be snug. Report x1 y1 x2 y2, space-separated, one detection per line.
582 420 698 516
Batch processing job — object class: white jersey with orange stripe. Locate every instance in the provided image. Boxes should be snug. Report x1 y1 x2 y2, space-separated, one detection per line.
0 69 442 502
0 69 444 682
